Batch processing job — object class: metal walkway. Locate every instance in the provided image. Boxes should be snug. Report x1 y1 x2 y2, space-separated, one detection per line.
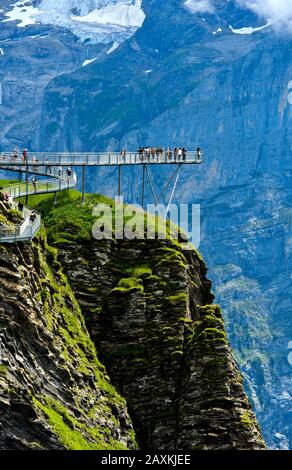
0 166 77 243
0 151 203 167
0 149 203 243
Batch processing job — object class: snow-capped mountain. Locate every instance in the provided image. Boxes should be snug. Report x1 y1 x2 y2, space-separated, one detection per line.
3 0 146 43
0 1 145 149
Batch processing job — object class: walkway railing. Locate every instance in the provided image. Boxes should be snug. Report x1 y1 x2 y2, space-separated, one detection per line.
0 213 41 243
6 173 77 199
0 148 202 242
0 169 77 243
0 151 203 167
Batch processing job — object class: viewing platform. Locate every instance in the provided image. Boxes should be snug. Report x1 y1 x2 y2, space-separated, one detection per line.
0 151 203 167
0 148 203 243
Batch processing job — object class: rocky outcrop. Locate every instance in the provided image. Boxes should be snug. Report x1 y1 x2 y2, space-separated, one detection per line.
0 231 135 450
0 185 266 450
57 238 266 450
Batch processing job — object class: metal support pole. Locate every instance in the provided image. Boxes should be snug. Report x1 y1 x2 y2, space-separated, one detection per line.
142 164 146 209
118 164 122 197
157 164 182 203
54 192 57 207
82 165 86 204
26 163 29 205
145 165 158 206
18 171 22 182
164 165 182 220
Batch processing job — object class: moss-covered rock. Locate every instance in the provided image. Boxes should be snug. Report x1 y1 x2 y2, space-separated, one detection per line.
0 189 265 451
54 234 265 450
0 229 136 450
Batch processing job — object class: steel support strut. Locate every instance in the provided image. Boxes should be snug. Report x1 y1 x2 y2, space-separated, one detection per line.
118 164 122 198
82 165 86 204
141 164 146 209
164 165 182 220
26 163 29 205
144 164 182 209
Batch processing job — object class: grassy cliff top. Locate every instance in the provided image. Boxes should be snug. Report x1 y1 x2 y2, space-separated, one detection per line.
24 189 201 257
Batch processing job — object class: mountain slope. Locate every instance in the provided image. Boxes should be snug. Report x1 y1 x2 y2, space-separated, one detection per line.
37 0 292 450
0 227 135 449
3 1 145 44
0 0 145 151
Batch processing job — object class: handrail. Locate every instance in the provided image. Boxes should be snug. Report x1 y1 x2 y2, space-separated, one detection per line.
0 167 77 243
0 148 202 242
0 150 203 167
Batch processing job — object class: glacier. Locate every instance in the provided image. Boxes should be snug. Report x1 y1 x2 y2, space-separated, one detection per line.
3 0 146 43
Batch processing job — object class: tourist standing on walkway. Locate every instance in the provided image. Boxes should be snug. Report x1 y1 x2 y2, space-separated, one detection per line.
197 147 202 161
30 211 37 223
22 149 28 163
32 177 37 192
145 147 151 161
12 147 19 160
120 148 126 161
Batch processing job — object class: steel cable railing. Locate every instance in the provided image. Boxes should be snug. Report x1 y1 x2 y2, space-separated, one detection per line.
0 150 203 167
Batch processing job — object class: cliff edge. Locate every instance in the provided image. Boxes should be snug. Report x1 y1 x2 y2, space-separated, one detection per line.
0 190 266 450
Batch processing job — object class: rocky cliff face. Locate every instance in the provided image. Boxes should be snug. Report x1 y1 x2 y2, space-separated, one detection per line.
0 231 135 450
0 190 266 449
56 236 265 450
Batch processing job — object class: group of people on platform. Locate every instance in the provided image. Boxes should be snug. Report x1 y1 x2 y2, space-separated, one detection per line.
10 147 28 162
120 146 202 161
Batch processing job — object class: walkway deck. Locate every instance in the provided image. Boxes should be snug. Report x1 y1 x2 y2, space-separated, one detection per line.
0 151 203 167
0 149 202 243
0 167 77 243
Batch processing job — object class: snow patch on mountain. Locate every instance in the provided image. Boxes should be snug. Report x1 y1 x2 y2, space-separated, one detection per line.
82 57 97 66
107 41 119 53
3 0 145 44
3 1 42 28
230 20 273 35
72 1 145 28
186 0 292 35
